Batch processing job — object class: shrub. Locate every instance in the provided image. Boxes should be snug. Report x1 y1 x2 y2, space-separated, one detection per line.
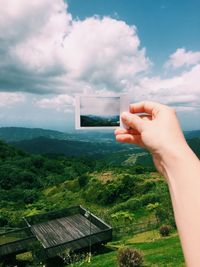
112 198 142 213
159 225 171 237
78 174 89 187
118 247 143 267
0 214 8 226
140 193 160 206
126 198 142 211
23 190 39 204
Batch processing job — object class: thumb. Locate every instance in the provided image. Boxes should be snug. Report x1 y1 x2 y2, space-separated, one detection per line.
121 112 145 133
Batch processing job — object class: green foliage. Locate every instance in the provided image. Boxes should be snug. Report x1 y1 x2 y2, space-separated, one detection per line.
139 180 156 194
146 202 160 212
84 175 143 205
111 211 135 228
153 183 175 226
31 155 45 169
135 154 154 168
29 241 46 266
23 190 39 204
140 193 160 206
0 140 24 160
78 174 89 187
117 247 143 267
112 198 142 213
0 214 8 226
134 165 146 174
0 138 185 266
0 139 175 236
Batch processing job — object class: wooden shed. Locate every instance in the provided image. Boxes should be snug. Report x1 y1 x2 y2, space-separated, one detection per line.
0 206 112 259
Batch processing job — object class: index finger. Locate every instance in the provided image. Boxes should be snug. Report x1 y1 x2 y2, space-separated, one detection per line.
129 101 166 115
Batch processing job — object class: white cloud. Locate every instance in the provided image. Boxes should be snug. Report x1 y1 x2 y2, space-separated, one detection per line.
80 96 120 116
0 0 200 126
128 64 200 111
62 17 150 88
0 92 25 107
0 0 150 94
36 94 74 111
165 48 200 69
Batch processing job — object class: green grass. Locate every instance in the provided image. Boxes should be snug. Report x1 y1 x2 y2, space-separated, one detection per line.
70 231 185 267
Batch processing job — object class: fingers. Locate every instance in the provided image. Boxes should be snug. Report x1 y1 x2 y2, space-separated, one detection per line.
121 112 144 132
115 133 142 145
138 114 152 121
115 128 140 135
129 101 166 115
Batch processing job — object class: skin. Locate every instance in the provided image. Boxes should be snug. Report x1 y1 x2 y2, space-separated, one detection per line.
115 101 200 267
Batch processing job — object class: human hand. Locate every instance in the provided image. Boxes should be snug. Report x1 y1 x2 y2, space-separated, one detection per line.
115 101 188 174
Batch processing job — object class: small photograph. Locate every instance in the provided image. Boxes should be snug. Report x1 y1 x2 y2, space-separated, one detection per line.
75 94 129 129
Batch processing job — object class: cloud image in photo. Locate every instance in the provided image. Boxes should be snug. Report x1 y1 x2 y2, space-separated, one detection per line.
80 96 120 116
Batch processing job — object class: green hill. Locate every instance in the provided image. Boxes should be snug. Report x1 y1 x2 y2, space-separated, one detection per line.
0 126 119 142
0 126 73 142
10 136 135 156
0 140 185 266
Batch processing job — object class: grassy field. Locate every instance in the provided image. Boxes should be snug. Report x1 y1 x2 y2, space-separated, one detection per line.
14 230 185 266
70 231 185 267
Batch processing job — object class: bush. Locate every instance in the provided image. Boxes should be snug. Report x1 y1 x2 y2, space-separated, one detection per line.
118 247 143 267
112 198 142 213
78 174 89 187
140 193 160 206
159 225 171 237
23 190 39 204
0 214 8 226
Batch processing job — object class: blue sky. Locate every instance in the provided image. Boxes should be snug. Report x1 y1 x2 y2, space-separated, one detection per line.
68 0 200 69
0 0 200 131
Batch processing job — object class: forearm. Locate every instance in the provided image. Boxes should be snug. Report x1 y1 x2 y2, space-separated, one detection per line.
161 144 200 267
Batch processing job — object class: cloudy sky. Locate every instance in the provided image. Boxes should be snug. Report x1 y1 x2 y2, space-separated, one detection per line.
80 96 120 116
0 0 200 131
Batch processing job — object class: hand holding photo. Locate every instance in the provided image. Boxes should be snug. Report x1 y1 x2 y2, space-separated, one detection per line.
75 94 129 129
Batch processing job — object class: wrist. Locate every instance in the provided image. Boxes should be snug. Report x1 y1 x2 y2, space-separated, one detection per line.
154 141 194 177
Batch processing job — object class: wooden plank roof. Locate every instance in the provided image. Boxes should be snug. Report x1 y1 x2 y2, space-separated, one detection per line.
31 214 101 249
0 206 112 259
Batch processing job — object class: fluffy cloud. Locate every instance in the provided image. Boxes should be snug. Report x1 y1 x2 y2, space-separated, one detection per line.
36 94 74 111
0 0 200 120
129 64 200 111
0 92 25 107
165 48 200 69
62 17 150 88
0 0 150 95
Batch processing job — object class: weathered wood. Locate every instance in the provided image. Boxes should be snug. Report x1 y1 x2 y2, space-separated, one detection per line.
1 206 112 259
0 237 35 257
31 214 101 249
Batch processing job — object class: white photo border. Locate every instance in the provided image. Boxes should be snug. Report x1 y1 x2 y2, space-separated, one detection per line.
75 94 129 130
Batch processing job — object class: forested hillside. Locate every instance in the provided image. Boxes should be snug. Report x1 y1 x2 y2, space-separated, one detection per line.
10 136 136 156
2 132 199 266
0 139 172 228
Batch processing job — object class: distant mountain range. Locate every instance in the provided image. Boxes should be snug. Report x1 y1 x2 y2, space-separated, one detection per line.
1 127 199 143
0 127 116 143
184 130 200 139
80 115 120 127
0 127 135 156
0 127 199 158
10 136 135 156
0 127 72 142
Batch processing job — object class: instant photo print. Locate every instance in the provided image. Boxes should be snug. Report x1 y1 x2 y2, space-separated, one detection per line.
75 94 129 130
